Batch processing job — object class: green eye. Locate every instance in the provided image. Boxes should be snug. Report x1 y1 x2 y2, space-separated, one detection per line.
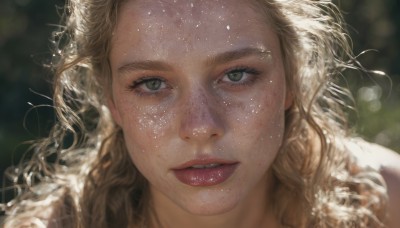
145 79 162 90
227 71 244 82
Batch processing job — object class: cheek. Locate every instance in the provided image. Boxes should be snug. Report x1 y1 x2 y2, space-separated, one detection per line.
117 101 176 160
227 86 285 136
223 83 286 161
119 107 177 182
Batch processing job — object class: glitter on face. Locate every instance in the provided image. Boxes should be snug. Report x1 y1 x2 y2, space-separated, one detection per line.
109 0 289 217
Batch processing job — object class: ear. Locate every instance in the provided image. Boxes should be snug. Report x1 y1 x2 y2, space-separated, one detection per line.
107 96 122 127
284 90 293 110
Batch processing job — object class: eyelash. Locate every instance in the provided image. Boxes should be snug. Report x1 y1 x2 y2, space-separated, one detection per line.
128 76 167 96
127 66 261 95
219 66 261 86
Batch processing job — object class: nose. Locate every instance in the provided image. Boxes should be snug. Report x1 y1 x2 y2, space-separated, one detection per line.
179 90 224 143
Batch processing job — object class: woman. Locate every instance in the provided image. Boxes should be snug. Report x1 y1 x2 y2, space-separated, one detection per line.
2 0 400 227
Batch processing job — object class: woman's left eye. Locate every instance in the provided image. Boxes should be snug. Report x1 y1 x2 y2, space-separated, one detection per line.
220 67 260 85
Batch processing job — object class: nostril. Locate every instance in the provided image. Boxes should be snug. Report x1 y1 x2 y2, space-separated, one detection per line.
211 133 219 138
180 124 223 142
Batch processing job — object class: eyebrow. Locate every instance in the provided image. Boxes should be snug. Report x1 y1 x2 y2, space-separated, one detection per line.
206 47 271 66
117 47 271 75
118 60 173 76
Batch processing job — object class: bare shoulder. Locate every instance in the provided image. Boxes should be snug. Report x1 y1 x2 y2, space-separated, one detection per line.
369 143 400 228
346 138 400 227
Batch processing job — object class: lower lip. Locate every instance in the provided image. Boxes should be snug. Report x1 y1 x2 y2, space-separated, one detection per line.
173 163 238 187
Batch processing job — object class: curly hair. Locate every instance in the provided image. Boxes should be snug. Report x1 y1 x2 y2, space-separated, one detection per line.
2 0 388 227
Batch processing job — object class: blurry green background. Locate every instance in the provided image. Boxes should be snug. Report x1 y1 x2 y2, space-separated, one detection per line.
0 0 399 204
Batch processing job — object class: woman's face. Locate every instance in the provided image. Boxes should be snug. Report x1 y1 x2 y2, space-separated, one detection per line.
109 0 291 215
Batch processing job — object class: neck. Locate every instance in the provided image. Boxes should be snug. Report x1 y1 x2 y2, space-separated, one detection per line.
148 172 279 228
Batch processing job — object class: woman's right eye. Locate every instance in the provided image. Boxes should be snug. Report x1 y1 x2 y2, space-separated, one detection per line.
129 77 167 95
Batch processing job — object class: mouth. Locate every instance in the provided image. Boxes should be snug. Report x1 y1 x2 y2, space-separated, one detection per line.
189 163 222 169
172 159 239 187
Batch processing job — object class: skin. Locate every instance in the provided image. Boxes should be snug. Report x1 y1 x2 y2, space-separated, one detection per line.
106 0 400 227
108 0 290 227
350 141 400 228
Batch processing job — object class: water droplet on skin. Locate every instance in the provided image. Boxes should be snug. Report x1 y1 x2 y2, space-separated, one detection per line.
190 3 194 7
147 11 151 15
269 80 273 83
226 25 230 30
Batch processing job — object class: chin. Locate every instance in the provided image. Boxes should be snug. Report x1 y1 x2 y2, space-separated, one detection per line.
179 190 241 216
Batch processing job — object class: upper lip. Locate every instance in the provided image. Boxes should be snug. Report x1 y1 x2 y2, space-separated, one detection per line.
172 157 239 170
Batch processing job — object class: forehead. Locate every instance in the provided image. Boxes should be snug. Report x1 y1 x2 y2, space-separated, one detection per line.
124 0 263 20
115 0 270 37
112 0 277 61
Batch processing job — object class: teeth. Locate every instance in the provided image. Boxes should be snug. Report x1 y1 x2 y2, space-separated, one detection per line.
191 163 220 169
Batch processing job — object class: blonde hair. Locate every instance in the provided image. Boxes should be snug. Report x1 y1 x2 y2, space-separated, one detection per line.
2 0 388 227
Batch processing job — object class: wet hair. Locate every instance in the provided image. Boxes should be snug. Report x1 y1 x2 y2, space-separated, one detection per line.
2 0 388 227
